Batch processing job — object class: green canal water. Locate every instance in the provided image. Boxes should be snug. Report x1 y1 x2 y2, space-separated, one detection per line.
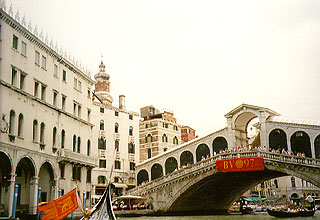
119 212 320 220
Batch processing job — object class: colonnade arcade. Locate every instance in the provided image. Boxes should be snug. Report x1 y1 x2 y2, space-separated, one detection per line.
0 151 56 216
136 104 320 186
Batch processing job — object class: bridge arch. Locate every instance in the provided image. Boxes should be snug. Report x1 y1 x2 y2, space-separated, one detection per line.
137 169 149 185
165 157 178 174
151 163 163 180
196 144 210 162
268 128 288 151
290 131 311 157
315 134 320 159
212 137 228 154
180 150 194 166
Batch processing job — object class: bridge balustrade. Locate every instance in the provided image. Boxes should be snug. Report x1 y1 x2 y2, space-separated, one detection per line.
130 151 320 196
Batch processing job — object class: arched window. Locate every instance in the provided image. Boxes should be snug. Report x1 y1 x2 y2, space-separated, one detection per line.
115 123 119 133
162 134 168 143
33 120 38 141
291 177 296 187
148 148 152 159
40 122 45 144
18 113 24 137
52 127 57 147
61 129 65 148
98 137 106 150
146 134 152 143
77 137 81 153
73 135 77 152
9 110 16 135
129 126 133 136
128 143 135 154
173 136 178 145
100 120 104 130
98 175 106 184
115 140 119 152
87 140 91 156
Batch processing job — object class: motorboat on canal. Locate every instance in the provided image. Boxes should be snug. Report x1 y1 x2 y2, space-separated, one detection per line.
267 208 315 218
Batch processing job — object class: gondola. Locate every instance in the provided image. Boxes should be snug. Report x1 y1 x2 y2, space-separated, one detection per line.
81 184 117 220
267 208 315 218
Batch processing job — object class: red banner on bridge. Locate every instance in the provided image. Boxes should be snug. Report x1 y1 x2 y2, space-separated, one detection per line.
216 157 264 173
38 188 78 220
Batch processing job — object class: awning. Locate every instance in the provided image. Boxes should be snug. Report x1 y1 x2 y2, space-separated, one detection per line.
116 195 145 200
112 182 128 188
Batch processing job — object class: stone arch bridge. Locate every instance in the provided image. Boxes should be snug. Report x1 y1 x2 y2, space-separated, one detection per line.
129 151 320 214
128 104 320 214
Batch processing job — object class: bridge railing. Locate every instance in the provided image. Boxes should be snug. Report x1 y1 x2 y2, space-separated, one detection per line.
128 150 320 195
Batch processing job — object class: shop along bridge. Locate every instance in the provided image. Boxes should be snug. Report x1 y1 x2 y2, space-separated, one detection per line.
127 104 320 214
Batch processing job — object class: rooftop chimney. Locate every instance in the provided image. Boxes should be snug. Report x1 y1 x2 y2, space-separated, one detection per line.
119 95 126 110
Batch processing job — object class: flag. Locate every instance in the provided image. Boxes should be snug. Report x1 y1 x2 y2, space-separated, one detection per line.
216 157 264 173
38 188 78 220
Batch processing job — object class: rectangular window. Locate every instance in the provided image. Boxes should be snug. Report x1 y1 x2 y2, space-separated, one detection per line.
53 91 58 107
19 73 26 90
100 107 104 113
87 109 91 122
87 89 91 98
129 115 133 120
61 95 66 110
35 51 40 65
62 70 67 82
115 160 121 170
11 67 17 86
59 163 65 178
74 78 77 89
130 162 135 171
41 84 46 101
115 111 119 116
78 105 81 118
41 56 47 69
34 81 39 97
99 160 106 168
12 35 18 49
21 41 27 56
86 168 91 183
73 102 77 115
54 64 58 77
78 81 81 91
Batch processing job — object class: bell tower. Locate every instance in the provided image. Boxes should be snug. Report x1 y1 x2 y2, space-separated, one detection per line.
94 60 113 105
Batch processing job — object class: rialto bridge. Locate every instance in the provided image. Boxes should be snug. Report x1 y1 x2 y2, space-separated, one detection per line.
129 104 320 214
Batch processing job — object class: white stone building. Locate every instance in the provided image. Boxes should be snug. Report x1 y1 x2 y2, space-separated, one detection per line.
0 7 139 217
91 61 139 202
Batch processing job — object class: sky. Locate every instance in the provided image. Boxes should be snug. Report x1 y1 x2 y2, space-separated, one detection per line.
5 0 320 136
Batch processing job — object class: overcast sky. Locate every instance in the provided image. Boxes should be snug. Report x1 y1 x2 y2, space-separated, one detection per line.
7 0 320 136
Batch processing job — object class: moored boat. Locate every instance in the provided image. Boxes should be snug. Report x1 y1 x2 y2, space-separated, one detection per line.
267 208 315 218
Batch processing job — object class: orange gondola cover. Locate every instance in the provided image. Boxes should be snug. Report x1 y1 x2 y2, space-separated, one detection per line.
38 188 78 220
216 157 264 172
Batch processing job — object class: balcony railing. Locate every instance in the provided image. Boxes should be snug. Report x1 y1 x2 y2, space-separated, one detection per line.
58 148 97 167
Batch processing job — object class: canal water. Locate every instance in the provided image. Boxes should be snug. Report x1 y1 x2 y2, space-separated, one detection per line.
119 213 320 220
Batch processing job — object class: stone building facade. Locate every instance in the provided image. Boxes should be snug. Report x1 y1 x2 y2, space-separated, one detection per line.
181 125 198 144
0 7 139 216
139 106 181 162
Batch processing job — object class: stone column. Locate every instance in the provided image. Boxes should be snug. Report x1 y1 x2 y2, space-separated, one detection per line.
259 114 268 148
287 135 292 153
7 173 16 217
29 176 39 215
311 138 316 159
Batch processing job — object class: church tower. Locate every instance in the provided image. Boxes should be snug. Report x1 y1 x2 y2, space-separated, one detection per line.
94 61 113 105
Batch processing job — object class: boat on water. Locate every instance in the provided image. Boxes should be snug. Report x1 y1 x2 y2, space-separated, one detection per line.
267 208 315 218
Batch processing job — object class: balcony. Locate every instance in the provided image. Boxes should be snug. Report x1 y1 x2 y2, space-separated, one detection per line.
99 130 105 137
58 149 97 167
114 133 120 140
99 150 106 158
128 136 135 143
128 153 135 161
